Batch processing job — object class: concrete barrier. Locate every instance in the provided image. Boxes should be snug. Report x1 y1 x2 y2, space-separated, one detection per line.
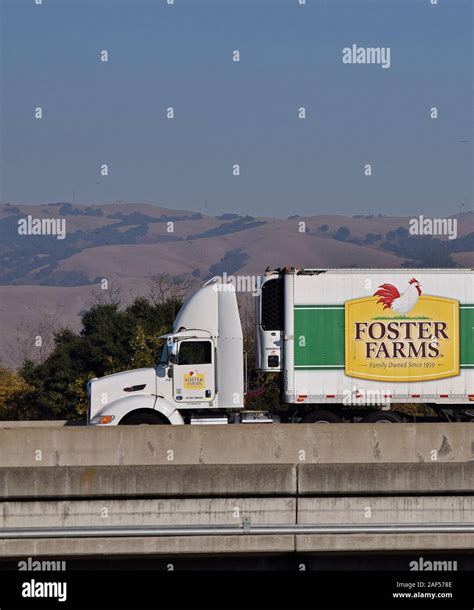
0 423 472 466
0 535 295 558
295 533 474 553
298 496 474 524
3 532 472 558
0 464 296 499
1 460 472 557
0 421 76 428
4 532 472 558
2 463 472 500
1 498 296 528
5 495 468 529
298 463 474 495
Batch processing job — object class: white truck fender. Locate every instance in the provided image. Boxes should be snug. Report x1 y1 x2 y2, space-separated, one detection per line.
89 395 184 425
154 397 185 425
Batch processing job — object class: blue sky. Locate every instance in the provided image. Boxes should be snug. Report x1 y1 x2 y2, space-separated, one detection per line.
0 0 472 217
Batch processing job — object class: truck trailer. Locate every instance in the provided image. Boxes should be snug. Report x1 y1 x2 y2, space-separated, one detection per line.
87 268 474 425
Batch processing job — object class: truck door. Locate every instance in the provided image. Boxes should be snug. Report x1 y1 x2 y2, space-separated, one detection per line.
173 340 215 403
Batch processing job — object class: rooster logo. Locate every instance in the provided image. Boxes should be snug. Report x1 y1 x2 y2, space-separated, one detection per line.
374 278 422 315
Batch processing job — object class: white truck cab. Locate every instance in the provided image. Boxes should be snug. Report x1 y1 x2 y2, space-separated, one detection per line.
88 278 244 425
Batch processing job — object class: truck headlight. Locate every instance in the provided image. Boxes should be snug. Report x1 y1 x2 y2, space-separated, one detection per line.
90 415 115 425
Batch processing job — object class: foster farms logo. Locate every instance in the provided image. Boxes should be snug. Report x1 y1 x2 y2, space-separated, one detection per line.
345 279 459 382
183 372 205 390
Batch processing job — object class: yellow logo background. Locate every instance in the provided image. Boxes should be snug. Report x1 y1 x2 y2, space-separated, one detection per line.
184 373 205 389
345 295 459 382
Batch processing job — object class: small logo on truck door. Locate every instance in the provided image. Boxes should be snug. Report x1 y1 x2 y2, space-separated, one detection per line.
184 372 205 389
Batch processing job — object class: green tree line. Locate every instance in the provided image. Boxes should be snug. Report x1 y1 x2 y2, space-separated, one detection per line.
0 296 180 420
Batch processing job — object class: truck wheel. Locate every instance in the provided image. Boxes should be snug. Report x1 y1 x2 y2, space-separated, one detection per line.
363 411 402 423
303 410 341 424
121 412 168 425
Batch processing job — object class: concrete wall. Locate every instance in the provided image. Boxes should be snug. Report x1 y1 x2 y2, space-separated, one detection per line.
298 463 474 494
0 535 295 558
0 423 472 466
1 462 473 557
3 495 472 529
0 421 73 428
2 533 474 559
1 425 472 558
295 533 474 553
0 465 297 499
298 496 474 524
1 498 296 528
1 463 471 499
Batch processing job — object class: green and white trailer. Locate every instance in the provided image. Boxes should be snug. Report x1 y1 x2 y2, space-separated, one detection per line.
256 268 474 422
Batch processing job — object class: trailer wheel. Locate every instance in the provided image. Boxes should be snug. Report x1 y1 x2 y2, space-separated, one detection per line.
303 410 341 424
120 412 168 425
363 411 402 424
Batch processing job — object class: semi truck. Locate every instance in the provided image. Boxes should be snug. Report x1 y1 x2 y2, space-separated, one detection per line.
87 268 474 425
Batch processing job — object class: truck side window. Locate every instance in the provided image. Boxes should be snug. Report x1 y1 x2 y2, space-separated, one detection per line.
178 341 212 365
158 343 169 365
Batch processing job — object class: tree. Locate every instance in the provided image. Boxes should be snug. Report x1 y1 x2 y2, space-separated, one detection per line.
147 273 196 306
395 226 409 239
129 324 166 369
7 313 60 367
0 367 31 420
334 226 351 241
364 233 382 246
89 281 123 306
319 224 329 233
18 295 180 420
